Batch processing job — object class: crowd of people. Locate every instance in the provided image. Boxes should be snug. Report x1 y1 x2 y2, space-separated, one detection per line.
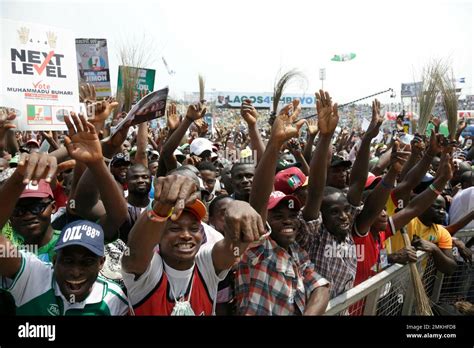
0 85 473 316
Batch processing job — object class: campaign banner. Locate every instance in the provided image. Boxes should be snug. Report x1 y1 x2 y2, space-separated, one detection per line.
0 19 80 131
75 38 111 98
111 86 168 137
400 82 422 97
117 66 155 104
216 92 317 109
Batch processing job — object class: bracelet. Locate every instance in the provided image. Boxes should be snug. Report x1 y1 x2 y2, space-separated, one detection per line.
147 205 174 222
429 184 442 196
380 178 394 189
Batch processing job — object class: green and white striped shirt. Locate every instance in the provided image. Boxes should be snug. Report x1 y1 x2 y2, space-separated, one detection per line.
1 252 129 316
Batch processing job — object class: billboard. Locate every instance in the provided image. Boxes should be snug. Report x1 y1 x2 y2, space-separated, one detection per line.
216 92 316 109
0 19 80 130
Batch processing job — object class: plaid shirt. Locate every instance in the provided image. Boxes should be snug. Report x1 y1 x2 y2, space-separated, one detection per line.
296 212 357 299
234 236 329 315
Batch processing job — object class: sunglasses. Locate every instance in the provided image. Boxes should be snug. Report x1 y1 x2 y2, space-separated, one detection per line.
12 201 53 217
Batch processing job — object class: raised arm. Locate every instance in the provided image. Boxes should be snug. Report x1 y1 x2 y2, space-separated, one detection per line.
249 100 304 222
287 138 310 176
355 142 409 234
161 103 206 172
134 122 149 167
391 150 453 231
121 175 200 276
64 113 128 242
392 132 446 206
347 99 383 206
303 119 319 164
445 211 474 235
241 99 265 165
302 90 339 221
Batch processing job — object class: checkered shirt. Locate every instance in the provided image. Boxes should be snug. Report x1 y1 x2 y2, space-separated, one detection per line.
296 212 357 299
234 236 329 315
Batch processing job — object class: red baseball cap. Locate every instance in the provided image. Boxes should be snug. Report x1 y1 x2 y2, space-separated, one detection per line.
274 167 308 194
183 199 207 221
365 172 382 190
267 191 302 211
20 180 54 199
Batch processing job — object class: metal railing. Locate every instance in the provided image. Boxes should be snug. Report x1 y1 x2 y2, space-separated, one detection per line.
325 229 473 316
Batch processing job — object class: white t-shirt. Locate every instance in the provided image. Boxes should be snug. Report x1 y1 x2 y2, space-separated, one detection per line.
449 187 474 230
122 243 229 308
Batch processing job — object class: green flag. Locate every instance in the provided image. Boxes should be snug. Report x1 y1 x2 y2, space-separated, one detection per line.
331 53 356 62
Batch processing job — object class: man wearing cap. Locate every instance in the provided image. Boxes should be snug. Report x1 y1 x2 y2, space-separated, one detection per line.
121 174 264 315
0 220 129 315
25 139 40 153
327 155 352 189
274 167 308 206
110 152 131 194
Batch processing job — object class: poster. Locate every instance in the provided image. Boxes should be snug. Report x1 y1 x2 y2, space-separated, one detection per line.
0 19 80 131
400 82 422 97
111 86 168 137
75 38 111 98
117 65 155 104
216 92 316 109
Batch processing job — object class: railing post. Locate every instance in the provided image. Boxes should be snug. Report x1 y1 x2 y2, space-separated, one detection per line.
430 271 445 303
363 288 384 315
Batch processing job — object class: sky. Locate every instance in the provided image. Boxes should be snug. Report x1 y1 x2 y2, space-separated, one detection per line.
1 0 473 105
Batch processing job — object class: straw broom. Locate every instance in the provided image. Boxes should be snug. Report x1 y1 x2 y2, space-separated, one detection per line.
269 68 305 125
400 226 433 315
438 68 458 140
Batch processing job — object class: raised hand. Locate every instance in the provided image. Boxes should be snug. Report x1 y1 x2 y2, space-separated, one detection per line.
390 141 410 173
79 83 97 104
167 103 181 131
241 99 258 127
434 149 454 181
15 152 57 185
428 131 447 156
186 102 207 121
316 90 339 136
194 118 209 136
365 99 383 139
87 98 119 124
153 174 201 221
306 118 319 136
0 110 17 138
270 99 305 145
64 112 103 164
224 200 266 244
287 138 302 155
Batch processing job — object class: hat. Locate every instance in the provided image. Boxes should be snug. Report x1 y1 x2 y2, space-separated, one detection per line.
274 167 308 194
276 159 302 173
111 152 131 167
365 172 382 190
173 149 186 162
54 220 104 257
267 191 302 211
190 138 213 156
331 155 352 168
26 139 40 148
20 180 54 199
183 199 207 221
149 150 160 159
240 147 252 159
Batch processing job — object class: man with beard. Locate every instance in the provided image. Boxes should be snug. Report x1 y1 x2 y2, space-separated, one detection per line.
0 220 129 315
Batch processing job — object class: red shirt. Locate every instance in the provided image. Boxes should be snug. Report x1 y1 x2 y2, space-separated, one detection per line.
352 217 395 286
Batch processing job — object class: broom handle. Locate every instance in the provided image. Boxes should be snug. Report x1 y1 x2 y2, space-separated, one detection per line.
400 226 420 276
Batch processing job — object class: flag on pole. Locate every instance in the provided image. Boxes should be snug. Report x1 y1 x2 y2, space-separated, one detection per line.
331 53 356 62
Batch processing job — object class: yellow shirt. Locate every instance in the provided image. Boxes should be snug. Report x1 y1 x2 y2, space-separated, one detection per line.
386 217 452 254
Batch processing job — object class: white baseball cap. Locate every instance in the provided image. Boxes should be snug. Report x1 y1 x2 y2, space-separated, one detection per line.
190 138 214 156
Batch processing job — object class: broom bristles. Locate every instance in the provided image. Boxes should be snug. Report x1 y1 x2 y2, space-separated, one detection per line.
272 68 305 114
401 228 433 316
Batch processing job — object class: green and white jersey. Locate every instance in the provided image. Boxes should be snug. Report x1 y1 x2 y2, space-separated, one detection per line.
1 252 129 316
